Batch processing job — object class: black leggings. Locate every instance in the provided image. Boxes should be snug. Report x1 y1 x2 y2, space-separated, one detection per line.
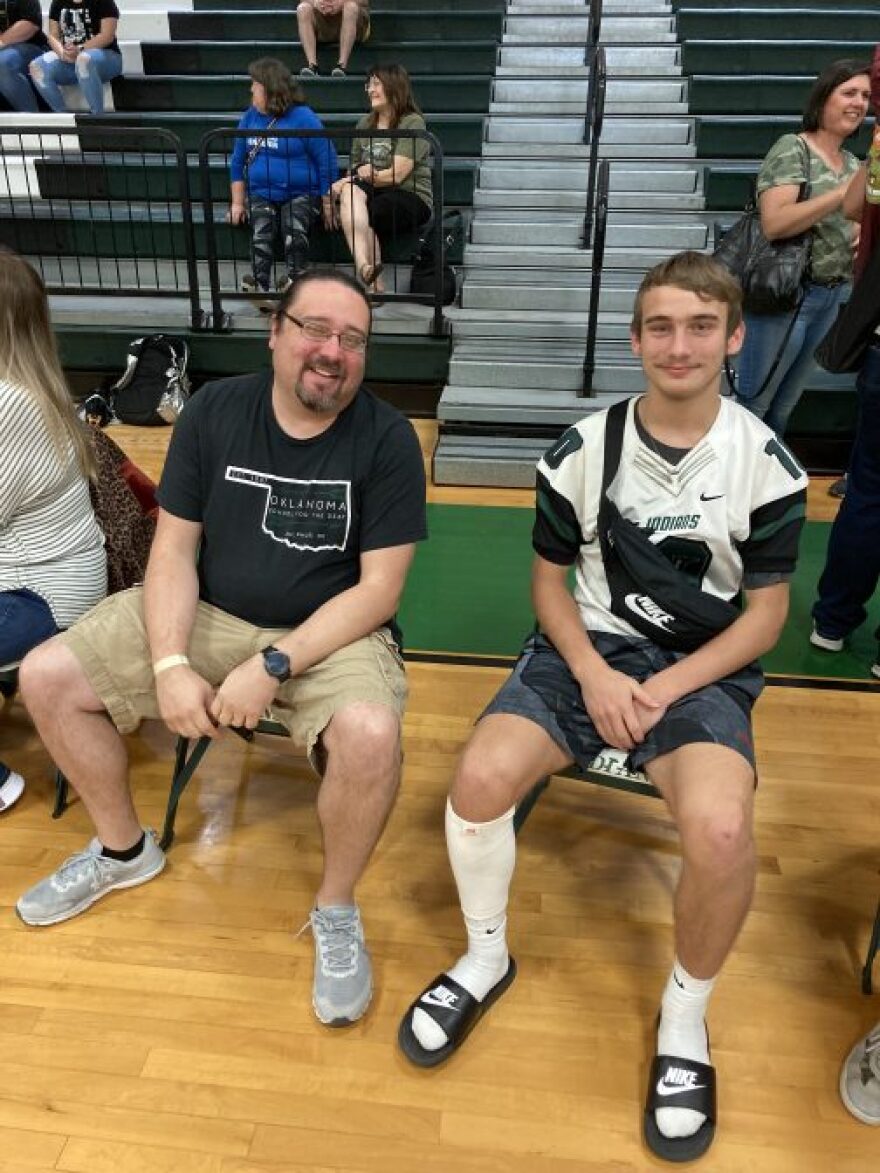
249 194 319 290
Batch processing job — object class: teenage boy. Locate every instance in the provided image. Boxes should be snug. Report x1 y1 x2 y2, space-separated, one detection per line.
398 251 808 1163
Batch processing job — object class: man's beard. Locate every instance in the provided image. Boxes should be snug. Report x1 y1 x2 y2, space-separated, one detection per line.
294 368 351 414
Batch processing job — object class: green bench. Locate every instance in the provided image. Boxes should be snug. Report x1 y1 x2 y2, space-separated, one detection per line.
696 116 871 158
678 9 880 41
683 40 879 76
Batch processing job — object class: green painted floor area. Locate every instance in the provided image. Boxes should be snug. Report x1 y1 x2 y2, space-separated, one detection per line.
398 505 880 683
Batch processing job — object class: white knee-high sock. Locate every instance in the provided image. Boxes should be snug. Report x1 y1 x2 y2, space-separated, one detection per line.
412 800 515 1051
656 958 717 1140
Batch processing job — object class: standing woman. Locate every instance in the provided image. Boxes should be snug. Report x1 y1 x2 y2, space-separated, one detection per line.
29 0 122 115
229 58 337 299
331 63 433 294
737 59 871 437
0 252 106 809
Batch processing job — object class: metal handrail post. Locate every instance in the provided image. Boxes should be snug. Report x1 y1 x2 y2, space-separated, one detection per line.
581 45 607 248
581 158 610 396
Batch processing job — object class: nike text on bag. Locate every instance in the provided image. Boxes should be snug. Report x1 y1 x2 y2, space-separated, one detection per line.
109 335 191 426
598 402 740 652
713 138 812 316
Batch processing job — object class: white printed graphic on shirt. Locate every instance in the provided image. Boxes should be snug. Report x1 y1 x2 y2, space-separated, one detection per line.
226 466 351 551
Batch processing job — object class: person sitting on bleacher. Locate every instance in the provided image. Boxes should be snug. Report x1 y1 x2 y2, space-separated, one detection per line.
0 251 106 812
229 57 337 305
0 0 47 113
330 63 432 295
296 0 369 79
398 252 808 1164
29 0 122 115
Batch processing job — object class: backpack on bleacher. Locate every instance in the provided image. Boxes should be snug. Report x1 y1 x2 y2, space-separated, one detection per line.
109 334 191 426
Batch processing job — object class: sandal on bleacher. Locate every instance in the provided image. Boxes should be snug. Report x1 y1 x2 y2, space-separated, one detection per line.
397 958 516 1068
643 1053 717 1163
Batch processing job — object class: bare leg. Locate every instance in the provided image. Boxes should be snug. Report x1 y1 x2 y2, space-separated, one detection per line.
337 184 384 292
314 701 401 906
646 742 756 1141
337 0 361 68
19 638 142 850
648 743 756 978
296 1 318 68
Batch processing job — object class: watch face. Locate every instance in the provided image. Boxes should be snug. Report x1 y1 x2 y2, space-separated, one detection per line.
262 648 290 681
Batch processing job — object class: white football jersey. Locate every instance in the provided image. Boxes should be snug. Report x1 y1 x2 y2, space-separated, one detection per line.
534 396 808 639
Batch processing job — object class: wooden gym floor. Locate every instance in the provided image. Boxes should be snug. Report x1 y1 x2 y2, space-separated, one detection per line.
0 423 878 1172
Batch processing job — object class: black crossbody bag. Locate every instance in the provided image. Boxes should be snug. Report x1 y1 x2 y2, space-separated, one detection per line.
597 401 741 652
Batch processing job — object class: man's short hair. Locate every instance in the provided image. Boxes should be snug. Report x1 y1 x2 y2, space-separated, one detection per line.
275 269 373 331
631 250 743 338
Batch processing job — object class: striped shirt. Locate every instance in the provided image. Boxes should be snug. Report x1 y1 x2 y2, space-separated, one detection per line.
0 380 106 628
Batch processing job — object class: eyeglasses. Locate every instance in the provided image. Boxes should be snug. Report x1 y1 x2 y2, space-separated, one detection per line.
283 312 368 353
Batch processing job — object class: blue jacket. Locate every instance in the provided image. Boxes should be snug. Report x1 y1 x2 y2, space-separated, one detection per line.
230 105 338 202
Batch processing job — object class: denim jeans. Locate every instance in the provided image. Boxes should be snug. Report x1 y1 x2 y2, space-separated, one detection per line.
812 340 880 643
0 43 43 113
249 195 319 291
0 589 60 787
30 47 122 114
0 588 60 664
736 281 851 437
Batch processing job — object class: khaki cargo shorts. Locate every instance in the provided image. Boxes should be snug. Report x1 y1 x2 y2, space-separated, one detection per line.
61 587 407 770
312 3 370 43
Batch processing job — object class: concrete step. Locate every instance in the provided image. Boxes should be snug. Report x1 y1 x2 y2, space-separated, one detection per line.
484 116 692 145
458 281 638 314
504 15 675 42
492 78 686 105
480 140 696 159
439 385 633 425
432 436 546 488
461 242 673 271
478 161 700 193
470 217 709 249
499 45 680 70
446 304 629 338
510 1 671 10
471 187 704 211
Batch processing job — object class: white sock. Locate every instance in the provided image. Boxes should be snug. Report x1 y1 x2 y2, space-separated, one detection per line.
655 959 716 1140
412 800 515 1051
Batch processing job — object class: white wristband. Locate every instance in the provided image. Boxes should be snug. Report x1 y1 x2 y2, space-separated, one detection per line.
152 654 190 677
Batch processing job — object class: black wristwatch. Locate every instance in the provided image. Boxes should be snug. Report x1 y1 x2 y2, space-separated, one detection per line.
260 645 291 684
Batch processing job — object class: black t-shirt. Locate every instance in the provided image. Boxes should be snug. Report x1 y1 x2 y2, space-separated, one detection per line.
1 0 47 46
48 0 119 53
157 371 428 630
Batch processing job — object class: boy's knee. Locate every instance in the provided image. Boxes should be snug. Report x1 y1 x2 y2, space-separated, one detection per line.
75 53 92 78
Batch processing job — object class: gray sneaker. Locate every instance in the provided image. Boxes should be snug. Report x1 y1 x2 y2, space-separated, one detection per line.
16 832 166 926
305 905 372 1026
840 1021 880 1124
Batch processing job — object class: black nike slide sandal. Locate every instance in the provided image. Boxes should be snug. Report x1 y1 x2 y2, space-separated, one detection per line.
643 1053 717 1163
397 958 517 1069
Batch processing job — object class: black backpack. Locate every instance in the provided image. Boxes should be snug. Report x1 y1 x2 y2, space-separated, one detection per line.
110 334 191 426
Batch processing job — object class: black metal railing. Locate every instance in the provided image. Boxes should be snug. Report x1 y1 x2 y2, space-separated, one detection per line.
582 157 609 396
199 125 447 334
581 43 607 248
0 123 450 335
0 124 204 328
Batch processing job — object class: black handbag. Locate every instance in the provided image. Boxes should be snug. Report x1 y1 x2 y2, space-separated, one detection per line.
598 402 740 652
815 239 880 373
714 137 812 316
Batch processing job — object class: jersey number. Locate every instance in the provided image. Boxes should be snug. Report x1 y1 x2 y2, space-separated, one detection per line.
654 536 713 588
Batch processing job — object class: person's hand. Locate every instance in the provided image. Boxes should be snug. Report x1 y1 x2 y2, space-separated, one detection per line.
156 666 219 739
330 176 351 198
62 42 79 63
226 203 247 225
322 196 337 230
210 655 279 731
579 664 661 751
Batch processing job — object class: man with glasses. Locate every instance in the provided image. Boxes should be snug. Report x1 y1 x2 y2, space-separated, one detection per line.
17 271 427 1029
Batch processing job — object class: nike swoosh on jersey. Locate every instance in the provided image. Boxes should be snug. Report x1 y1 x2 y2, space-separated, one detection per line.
699 492 724 501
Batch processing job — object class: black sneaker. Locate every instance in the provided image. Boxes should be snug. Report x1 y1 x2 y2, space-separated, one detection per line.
331 63 347 77
300 63 319 77
828 475 847 499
